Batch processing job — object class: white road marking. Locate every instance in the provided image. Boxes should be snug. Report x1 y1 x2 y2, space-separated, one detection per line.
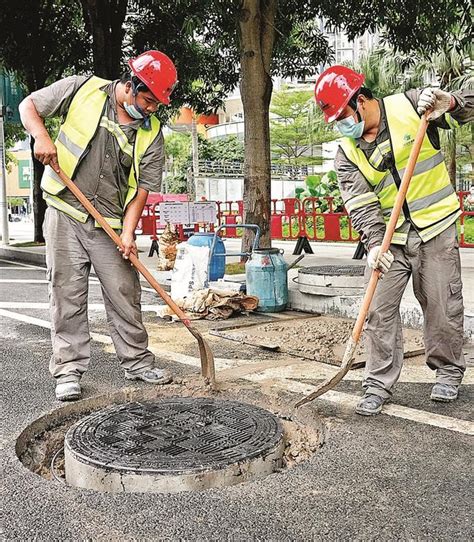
0 309 51 328
1 307 472 436
0 308 111 344
0 279 48 284
0 267 43 270
0 302 163 313
0 259 45 270
245 362 474 385
257 377 474 436
0 259 163 295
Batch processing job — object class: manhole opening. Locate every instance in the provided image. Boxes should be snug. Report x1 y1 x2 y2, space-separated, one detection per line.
17 390 323 493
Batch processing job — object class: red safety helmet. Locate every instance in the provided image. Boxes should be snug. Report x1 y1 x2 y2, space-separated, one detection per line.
314 65 365 123
128 50 178 105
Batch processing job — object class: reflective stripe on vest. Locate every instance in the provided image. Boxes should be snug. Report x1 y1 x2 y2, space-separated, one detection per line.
41 76 161 228
339 93 460 236
99 116 133 157
44 194 123 229
368 139 391 169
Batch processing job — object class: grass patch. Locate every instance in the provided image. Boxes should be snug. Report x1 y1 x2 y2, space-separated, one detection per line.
225 262 246 275
458 216 474 244
11 241 46 247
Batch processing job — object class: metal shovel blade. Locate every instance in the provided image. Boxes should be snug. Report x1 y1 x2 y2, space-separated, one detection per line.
295 336 357 407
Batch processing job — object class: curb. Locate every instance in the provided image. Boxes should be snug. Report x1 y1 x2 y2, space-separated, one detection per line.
0 245 171 292
0 246 46 266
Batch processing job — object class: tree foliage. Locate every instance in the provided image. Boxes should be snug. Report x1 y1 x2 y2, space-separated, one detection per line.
0 0 91 242
2 0 470 244
199 135 244 162
270 87 335 165
296 170 342 212
164 131 245 193
0 0 91 91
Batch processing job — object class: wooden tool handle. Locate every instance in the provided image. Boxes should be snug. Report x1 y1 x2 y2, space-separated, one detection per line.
56 169 191 325
351 114 429 343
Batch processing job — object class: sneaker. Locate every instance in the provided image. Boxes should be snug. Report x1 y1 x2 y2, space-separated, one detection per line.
56 381 81 401
124 367 173 385
430 383 459 402
355 393 386 416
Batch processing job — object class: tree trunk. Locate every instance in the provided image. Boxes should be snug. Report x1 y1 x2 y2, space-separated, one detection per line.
80 0 127 79
239 0 276 252
31 138 46 243
191 116 205 200
25 71 47 243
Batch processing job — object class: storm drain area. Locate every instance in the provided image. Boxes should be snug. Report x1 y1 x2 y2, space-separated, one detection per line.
16 389 323 494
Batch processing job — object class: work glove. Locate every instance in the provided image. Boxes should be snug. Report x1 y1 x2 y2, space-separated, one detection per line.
367 245 394 274
417 88 454 120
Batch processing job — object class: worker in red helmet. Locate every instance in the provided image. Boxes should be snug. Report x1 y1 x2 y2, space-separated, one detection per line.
315 65 473 416
19 50 178 401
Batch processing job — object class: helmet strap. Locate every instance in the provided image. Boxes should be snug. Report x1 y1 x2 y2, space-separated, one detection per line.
348 91 363 122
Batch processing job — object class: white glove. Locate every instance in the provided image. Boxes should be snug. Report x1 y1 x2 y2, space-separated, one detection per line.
367 246 394 274
417 88 453 120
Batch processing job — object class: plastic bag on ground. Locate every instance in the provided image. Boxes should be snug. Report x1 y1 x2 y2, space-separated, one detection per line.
156 288 259 320
170 242 210 299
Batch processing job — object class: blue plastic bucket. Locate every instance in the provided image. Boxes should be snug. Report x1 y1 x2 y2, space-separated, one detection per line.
246 248 288 312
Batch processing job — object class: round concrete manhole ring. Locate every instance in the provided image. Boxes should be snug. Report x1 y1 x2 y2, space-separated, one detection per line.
299 265 365 276
65 397 284 493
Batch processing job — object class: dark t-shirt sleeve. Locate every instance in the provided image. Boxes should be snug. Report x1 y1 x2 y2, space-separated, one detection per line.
138 130 165 193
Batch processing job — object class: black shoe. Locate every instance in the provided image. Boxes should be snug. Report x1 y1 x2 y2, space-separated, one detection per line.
430 383 459 402
355 394 386 416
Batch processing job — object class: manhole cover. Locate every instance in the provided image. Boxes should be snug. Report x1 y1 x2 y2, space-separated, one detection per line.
299 265 364 276
65 397 284 493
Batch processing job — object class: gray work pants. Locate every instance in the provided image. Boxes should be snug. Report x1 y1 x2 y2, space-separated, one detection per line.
43 207 155 383
364 224 465 399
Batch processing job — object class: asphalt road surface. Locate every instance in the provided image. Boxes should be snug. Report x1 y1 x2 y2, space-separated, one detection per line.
1 258 473 541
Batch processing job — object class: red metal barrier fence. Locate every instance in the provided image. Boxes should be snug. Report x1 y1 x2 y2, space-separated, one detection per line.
138 192 473 248
458 191 474 248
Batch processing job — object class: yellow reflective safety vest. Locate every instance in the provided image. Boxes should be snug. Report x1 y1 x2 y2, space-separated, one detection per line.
340 93 460 244
41 76 161 229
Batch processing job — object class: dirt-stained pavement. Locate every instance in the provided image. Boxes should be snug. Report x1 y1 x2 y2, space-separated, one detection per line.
1 259 473 541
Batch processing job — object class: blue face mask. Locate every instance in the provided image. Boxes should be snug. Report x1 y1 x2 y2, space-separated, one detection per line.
124 99 152 130
124 101 145 120
336 114 365 139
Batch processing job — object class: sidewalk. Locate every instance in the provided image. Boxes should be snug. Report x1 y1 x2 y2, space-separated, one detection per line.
2 220 473 340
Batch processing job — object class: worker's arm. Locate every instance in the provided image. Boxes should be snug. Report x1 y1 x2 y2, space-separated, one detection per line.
335 147 386 251
19 76 87 172
408 88 473 128
19 97 59 172
404 88 473 152
120 188 149 259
